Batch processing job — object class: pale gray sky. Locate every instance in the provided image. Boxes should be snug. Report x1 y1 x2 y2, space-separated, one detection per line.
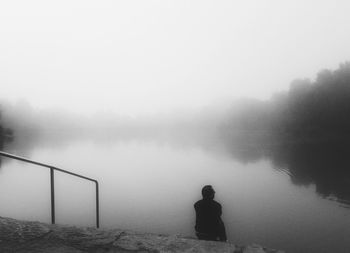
1 0 350 116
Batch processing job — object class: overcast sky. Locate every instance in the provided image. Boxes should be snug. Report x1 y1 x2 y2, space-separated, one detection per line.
1 0 350 116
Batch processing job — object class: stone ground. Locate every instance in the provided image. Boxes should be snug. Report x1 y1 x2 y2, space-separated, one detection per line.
0 216 284 253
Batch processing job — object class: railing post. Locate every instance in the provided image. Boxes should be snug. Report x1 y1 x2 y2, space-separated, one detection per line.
96 181 99 228
50 167 55 224
0 151 99 228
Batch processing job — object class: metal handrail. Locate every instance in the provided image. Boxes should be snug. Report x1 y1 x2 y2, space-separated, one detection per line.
0 151 100 228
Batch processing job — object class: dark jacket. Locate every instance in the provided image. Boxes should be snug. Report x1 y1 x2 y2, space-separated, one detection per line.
194 199 227 241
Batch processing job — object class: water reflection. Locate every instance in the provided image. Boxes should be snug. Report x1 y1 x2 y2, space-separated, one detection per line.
269 143 350 207
1 129 350 209
221 140 350 207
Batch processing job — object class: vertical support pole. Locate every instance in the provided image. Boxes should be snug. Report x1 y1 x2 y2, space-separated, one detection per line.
50 167 55 224
95 181 99 228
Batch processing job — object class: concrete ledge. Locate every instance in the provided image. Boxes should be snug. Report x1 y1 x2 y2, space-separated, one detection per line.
0 216 284 253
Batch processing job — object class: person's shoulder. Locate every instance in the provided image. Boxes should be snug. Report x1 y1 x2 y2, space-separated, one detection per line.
194 199 202 207
212 200 222 208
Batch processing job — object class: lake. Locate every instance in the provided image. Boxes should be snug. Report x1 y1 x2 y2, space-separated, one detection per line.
0 137 349 253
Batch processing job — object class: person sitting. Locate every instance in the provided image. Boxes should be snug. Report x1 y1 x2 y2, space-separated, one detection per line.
194 185 227 242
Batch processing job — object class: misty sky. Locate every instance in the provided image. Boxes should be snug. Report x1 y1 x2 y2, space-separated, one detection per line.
1 0 350 116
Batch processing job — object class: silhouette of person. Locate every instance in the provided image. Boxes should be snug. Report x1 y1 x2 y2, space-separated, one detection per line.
194 185 227 241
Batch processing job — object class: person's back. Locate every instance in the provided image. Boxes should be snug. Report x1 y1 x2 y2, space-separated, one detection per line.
194 185 227 241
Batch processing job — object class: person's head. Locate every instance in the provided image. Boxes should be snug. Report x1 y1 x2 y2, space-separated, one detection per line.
202 185 215 200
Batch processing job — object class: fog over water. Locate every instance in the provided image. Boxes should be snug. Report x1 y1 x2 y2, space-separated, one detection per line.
1 1 350 253
2 63 350 253
1 111 350 253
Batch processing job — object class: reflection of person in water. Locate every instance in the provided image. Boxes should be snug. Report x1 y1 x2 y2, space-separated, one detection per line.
194 185 227 241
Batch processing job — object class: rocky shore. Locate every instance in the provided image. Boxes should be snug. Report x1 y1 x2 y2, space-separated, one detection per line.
0 216 284 253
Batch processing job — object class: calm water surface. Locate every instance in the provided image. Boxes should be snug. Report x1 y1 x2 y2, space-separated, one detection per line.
0 139 349 253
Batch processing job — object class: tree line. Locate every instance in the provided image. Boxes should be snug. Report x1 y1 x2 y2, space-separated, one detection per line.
0 109 13 151
221 62 350 145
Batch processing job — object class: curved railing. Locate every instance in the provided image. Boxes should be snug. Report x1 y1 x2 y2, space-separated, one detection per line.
0 151 100 228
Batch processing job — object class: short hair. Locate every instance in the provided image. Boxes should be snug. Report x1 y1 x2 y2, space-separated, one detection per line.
202 185 215 199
